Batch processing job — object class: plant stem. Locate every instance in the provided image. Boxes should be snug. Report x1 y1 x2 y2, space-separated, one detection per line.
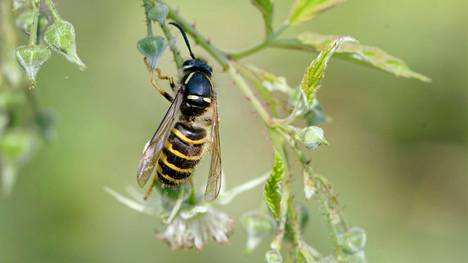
159 22 184 69
165 6 229 69
226 65 274 127
29 0 40 46
44 0 60 21
142 0 154 36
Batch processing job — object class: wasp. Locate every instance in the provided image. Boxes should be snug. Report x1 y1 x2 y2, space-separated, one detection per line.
137 23 222 201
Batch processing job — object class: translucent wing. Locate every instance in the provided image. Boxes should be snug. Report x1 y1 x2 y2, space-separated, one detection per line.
137 88 184 187
204 95 222 201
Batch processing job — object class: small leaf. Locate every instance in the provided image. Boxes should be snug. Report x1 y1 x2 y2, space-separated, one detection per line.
298 32 430 82
288 0 346 25
296 126 328 150
148 2 169 24
300 36 355 106
15 45 51 81
250 0 274 35
264 151 285 220
44 20 86 70
338 227 367 254
265 249 283 263
137 36 167 69
240 212 276 252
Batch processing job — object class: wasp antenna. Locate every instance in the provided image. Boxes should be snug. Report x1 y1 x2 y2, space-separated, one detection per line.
169 22 196 59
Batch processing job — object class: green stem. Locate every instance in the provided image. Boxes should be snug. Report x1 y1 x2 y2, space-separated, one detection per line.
142 0 154 36
159 22 184 69
29 0 41 46
44 0 61 21
166 6 229 69
226 65 274 127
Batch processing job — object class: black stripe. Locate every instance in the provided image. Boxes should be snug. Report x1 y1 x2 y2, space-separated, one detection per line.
157 171 178 186
163 148 200 169
158 159 192 180
174 122 206 140
168 133 204 156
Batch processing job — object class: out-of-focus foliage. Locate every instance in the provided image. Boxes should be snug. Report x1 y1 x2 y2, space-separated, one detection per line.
0 0 465 263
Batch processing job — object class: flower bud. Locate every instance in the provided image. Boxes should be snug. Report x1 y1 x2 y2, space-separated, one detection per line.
44 20 86 70
137 36 167 69
296 126 328 150
15 45 51 81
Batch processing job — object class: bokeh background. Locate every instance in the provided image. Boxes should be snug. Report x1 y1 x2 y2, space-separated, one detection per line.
1 0 466 262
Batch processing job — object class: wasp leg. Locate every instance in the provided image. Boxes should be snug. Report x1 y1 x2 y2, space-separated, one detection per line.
155 69 176 91
143 176 157 200
144 58 174 102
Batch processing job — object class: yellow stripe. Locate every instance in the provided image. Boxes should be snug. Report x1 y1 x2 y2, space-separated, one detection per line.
184 72 196 85
157 167 182 184
165 142 202 161
172 128 207 145
161 153 193 173
202 97 212 103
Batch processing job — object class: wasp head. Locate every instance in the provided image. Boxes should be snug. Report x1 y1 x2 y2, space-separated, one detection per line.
182 59 212 76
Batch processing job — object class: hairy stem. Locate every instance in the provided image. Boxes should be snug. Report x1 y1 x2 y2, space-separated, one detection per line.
44 0 60 21
159 22 184 69
28 0 40 46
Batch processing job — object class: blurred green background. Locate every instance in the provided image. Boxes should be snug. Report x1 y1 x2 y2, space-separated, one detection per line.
1 0 466 262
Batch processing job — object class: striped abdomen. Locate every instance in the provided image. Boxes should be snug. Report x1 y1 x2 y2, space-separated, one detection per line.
157 122 207 185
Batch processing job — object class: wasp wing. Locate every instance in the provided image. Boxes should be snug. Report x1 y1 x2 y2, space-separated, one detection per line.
137 88 184 187
204 95 222 201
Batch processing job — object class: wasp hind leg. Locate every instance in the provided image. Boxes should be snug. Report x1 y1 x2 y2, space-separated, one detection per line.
143 175 158 200
144 58 176 102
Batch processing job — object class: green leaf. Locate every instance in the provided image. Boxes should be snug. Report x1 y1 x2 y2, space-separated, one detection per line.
250 0 274 35
298 32 430 82
15 45 52 82
296 126 328 150
240 212 276 252
288 0 346 25
137 36 167 69
300 36 355 106
264 150 285 220
44 20 86 70
148 2 169 24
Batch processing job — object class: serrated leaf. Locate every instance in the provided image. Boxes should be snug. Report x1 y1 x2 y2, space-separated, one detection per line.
264 151 285 220
15 45 51 81
298 32 430 82
300 36 355 106
288 0 346 25
251 0 274 35
137 36 167 69
44 20 86 70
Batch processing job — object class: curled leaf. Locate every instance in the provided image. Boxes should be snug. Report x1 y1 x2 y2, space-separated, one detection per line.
264 151 285 220
298 32 430 82
300 36 355 106
288 0 346 25
137 36 167 69
148 2 169 24
15 45 51 81
44 20 86 70
250 0 274 35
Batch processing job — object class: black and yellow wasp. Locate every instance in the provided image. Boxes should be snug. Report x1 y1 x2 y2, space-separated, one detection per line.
137 23 222 201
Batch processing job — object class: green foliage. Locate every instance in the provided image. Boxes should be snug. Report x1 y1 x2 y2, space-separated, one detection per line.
298 32 431 82
300 36 355 106
288 0 346 25
264 150 286 220
250 0 274 35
